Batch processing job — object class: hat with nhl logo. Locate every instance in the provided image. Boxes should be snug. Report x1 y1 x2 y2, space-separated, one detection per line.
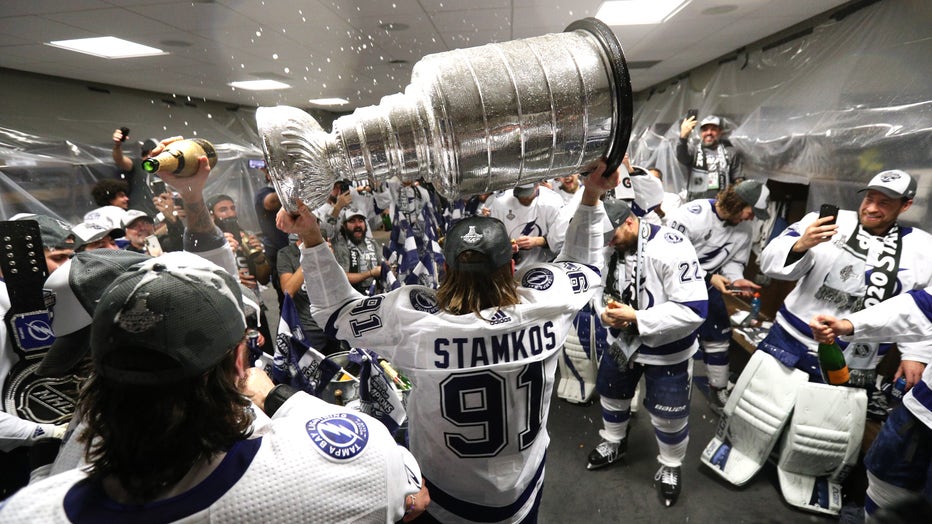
859 169 916 200
443 216 513 273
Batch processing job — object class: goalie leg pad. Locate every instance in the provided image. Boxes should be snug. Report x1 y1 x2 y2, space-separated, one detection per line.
700 351 808 486
557 328 598 403
776 382 867 516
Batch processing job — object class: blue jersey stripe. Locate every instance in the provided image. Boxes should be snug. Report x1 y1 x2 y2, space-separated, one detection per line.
425 453 546 522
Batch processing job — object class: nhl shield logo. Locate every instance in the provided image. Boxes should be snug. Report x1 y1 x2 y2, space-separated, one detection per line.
879 172 901 183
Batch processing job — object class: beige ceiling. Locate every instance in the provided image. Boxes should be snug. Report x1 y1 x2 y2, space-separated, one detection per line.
0 0 849 110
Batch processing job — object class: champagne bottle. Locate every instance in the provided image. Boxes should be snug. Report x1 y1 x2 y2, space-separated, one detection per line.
142 138 217 177
817 341 850 386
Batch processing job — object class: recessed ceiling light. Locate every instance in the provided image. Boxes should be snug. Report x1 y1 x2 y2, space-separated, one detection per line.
596 0 691 26
379 22 409 32
229 79 291 91
308 98 349 106
46 36 167 59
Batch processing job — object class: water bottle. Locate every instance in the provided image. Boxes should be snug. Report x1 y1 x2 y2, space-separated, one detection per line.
817 341 850 386
746 292 762 327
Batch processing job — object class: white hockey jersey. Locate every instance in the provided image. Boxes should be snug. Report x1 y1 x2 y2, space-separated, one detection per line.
301 203 607 524
486 187 567 271
0 392 421 523
597 222 708 365
839 287 932 430
665 199 753 281
760 210 932 368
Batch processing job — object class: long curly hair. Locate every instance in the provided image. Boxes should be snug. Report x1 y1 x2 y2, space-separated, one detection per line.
716 185 750 222
79 346 253 502
436 251 519 319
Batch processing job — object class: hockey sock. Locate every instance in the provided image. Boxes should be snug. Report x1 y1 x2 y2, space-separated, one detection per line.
599 396 631 442
651 414 688 467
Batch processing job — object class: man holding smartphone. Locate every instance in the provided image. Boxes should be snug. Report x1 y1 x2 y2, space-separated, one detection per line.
110 128 159 216
676 113 743 201
702 170 932 513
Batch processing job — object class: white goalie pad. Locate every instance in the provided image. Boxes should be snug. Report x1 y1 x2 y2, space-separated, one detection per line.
556 330 598 404
776 382 866 516
701 351 808 486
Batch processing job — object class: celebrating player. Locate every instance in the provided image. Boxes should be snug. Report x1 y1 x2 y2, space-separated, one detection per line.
278 162 618 523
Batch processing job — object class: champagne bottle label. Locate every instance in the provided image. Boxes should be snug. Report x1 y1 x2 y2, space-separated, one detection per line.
823 367 850 385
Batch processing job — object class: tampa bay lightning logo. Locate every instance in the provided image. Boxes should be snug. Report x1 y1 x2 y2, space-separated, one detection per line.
687 204 701 214
306 413 370 461
11 311 55 352
522 268 555 290
664 232 683 244
409 288 439 313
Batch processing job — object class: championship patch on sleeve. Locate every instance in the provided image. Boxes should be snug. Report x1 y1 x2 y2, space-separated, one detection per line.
409 288 439 314
521 268 555 290
305 413 370 461
687 204 702 214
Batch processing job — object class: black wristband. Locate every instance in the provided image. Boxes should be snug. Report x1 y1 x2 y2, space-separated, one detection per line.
264 384 299 417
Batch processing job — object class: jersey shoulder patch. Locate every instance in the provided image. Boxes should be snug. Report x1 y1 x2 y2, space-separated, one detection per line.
521 268 555 290
686 203 702 214
409 288 439 314
664 231 685 244
305 413 370 461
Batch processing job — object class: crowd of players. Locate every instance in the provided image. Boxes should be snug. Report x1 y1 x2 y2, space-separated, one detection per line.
0 114 929 522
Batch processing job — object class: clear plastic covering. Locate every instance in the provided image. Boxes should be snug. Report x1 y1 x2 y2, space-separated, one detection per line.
627 0 930 228
0 0 928 231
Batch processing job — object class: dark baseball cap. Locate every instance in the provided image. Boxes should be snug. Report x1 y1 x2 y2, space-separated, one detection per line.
38 250 152 377
513 184 538 199
9 213 75 250
141 138 159 156
443 216 512 273
734 179 771 220
91 252 247 385
604 199 633 229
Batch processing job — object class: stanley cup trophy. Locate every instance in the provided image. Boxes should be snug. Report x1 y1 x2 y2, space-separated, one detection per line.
258 18 632 213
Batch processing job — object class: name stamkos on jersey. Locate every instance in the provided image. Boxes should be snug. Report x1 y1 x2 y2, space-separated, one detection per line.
522 268 555 290
306 413 370 461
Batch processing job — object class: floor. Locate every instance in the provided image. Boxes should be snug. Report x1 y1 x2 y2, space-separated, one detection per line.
537 370 846 524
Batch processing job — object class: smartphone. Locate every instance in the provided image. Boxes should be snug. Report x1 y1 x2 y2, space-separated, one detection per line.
173 193 185 210
144 235 163 257
248 158 267 169
686 108 698 121
151 177 167 196
819 203 839 226
119 127 130 142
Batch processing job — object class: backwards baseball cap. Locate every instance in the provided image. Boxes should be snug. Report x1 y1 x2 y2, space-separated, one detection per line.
121 209 153 228
604 199 633 229
513 183 538 199
9 213 74 250
735 179 771 220
140 138 159 156
443 216 513 273
859 169 916 200
71 221 125 249
91 252 247 385
206 193 235 213
37 250 152 377
699 115 722 128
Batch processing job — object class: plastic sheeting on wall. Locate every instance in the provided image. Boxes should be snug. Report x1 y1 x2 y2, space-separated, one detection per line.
626 0 930 229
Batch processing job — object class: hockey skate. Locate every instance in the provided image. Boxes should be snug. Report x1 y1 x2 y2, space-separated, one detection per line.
654 465 682 507
586 429 628 470
708 386 729 416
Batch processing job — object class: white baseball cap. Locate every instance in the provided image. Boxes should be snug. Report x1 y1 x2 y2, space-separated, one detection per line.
859 169 916 200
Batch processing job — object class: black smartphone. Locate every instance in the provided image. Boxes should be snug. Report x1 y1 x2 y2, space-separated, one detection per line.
119 127 130 142
686 109 698 121
819 203 839 226
151 177 167 196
